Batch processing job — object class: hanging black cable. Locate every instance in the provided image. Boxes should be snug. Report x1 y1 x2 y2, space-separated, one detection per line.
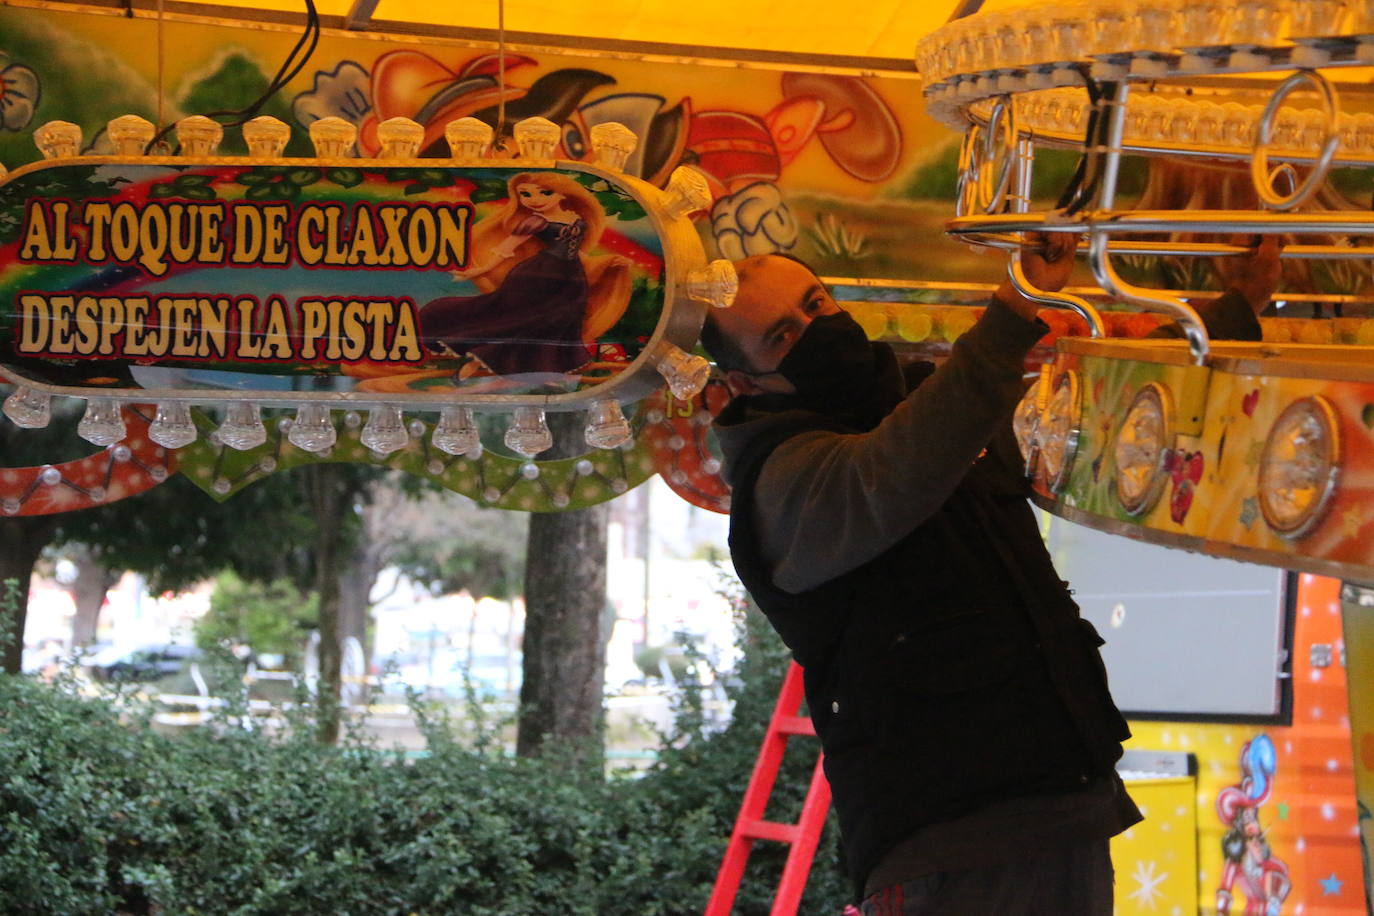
144 0 320 153
1056 69 1119 217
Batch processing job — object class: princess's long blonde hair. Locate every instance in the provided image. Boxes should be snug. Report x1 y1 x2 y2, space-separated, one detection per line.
469 171 631 340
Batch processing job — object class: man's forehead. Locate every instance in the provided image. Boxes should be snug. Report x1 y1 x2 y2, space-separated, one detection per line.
736 254 817 289
734 256 821 312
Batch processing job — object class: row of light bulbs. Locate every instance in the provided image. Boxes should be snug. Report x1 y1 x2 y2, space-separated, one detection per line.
1012 88 1374 154
35 110 642 173
28 110 715 226
1 325 712 455
917 0 1367 92
2 385 660 458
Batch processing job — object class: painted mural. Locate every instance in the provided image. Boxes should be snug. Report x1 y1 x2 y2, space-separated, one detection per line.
1113 575 1366 916
0 4 990 288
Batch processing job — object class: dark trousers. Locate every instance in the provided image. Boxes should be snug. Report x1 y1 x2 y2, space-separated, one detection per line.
858 839 1114 916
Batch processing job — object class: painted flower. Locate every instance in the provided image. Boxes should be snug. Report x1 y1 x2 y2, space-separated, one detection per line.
1164 449 1204 524
292 60 372 128
710 181 798 260
0 60 40 132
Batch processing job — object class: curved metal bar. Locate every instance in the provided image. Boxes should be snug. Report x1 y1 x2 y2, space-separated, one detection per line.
1088 229 1210 365
955 124 982 219
957 233 1374 261
978 96 1016 214
1251 69 1340 211
948 209 1374 236
1000 125 1103 337
1008 250 1106 337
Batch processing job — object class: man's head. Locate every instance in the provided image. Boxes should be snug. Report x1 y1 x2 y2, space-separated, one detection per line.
699 254 842 395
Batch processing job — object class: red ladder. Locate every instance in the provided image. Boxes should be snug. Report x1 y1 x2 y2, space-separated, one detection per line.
705 660 833 916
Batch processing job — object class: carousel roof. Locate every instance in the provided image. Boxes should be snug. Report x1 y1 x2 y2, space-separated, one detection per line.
107 0 1026 68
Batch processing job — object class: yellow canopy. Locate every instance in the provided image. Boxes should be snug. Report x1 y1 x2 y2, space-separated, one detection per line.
196 0 1023 65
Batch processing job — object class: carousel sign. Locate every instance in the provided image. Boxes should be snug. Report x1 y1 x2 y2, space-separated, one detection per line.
0 114 737 475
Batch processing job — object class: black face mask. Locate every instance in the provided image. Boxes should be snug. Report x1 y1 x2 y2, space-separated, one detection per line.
772 311 877 406
748 311 903 428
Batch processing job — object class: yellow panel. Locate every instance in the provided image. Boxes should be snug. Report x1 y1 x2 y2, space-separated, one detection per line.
1113 777 1200 916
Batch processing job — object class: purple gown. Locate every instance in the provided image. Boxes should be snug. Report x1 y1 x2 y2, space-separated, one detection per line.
420 214 594 375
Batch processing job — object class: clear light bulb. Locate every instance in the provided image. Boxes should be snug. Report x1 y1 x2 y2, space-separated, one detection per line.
34 120 82 159
360 406 409 456
445 117 493 158
77 399 126 446
309 117 357 157
242 116 291 157
287 404 337 453
432 406 482 456
377 117 424 159
3 386 51 428
513 117 560 158
584 399 632 450
654 342 712 400
148 401 198 449
504 407 553 458
216 401 267 451
662 166 712 220
107 115 156 156
685 259 739 309
175 115 223 156
590 122 638 171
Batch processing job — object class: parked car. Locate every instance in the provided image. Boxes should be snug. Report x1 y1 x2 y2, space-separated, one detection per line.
87 643 202 683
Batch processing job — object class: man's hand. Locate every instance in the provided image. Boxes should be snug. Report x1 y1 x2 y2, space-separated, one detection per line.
1215 235 1282 316
1020 232 1078 294
995 232 1080 322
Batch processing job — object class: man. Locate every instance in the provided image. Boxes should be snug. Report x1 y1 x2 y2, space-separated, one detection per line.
701 235 1280 915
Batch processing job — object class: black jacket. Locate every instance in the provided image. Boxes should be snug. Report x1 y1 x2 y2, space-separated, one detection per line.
723 398 1132 898
714 292 1259 898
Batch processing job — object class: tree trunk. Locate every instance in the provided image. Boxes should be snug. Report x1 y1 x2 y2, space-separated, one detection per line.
337 541 377 706
516 412 610 771
338 551 371 651
302 464 347 744
0 515 59 674
65 545 119 648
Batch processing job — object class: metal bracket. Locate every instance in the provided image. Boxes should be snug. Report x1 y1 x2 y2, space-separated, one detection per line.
1088 229 1211 365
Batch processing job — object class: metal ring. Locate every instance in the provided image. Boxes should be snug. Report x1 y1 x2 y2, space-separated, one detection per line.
956 124 983 219
978 95 1017 214
1251 69 1340 211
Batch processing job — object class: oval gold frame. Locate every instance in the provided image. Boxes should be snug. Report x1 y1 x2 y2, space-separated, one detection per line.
1257 394 1343 539
1113 381 1176 517
1040 369 1082 495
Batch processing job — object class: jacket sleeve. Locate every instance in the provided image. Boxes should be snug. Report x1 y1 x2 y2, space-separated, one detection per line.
1148 288 1262 342
754 298 1046 594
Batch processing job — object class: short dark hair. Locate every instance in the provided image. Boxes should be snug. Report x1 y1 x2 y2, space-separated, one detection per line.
699 312 752 373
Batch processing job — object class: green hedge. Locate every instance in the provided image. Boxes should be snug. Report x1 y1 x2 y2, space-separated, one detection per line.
0 613 848 915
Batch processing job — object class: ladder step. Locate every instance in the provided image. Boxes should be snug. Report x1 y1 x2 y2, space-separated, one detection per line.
740 819 801 844
774 714 816 736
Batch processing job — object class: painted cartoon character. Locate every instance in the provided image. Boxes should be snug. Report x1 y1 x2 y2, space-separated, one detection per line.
1216 735 1292 916
420 171 631 378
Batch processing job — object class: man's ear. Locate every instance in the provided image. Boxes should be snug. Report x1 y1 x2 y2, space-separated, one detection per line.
725 369 762 397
